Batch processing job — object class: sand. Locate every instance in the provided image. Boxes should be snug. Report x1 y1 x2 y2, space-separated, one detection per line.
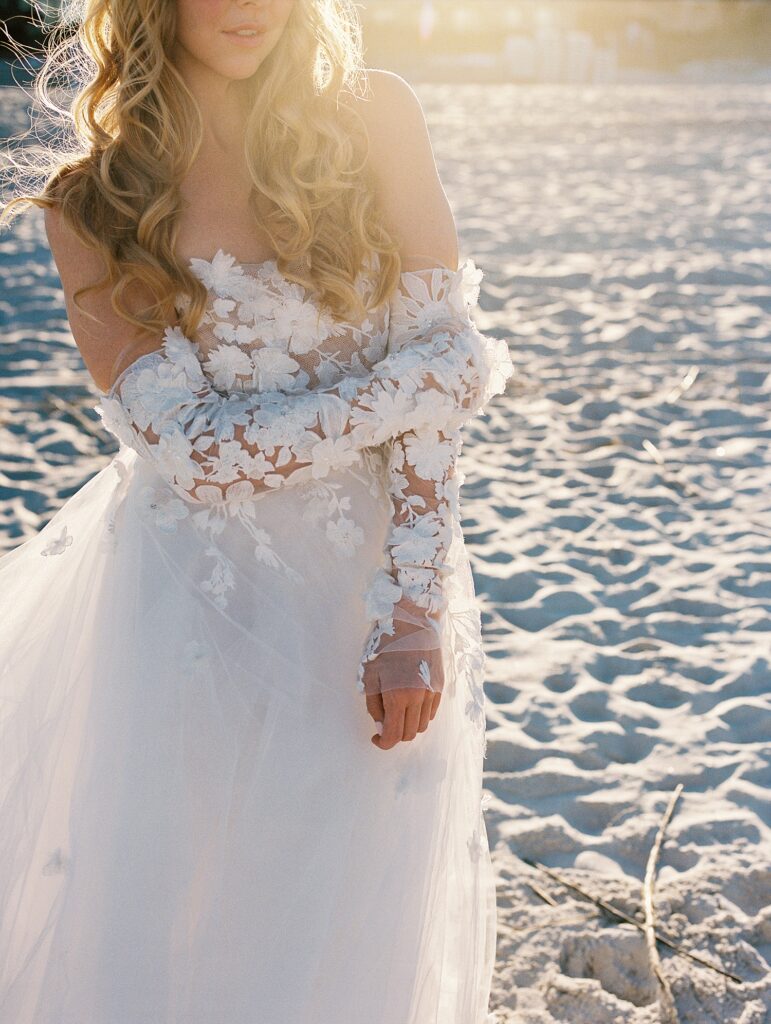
1 80 770 1023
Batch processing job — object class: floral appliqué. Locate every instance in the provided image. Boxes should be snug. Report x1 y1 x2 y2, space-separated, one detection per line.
40 524 73 557
95 250 515 725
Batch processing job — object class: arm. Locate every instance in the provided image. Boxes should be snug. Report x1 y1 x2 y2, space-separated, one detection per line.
355 426 461 697
356 260 512 696
94 283 507 504
345 71 513 698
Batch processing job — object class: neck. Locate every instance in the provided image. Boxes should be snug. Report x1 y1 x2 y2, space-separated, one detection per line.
171 49 253 155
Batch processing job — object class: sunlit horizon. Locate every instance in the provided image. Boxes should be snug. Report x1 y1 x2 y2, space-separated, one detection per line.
0 1 770 83
359 0 771 84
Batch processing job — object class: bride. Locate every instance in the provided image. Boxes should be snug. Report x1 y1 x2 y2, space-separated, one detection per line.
0 1 513 1021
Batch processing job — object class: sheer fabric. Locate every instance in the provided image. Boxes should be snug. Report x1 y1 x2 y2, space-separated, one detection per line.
0 248 512 1024
96 255 513 696
358 262 499 697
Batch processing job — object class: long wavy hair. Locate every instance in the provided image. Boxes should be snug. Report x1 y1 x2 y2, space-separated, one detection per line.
0 0 403 341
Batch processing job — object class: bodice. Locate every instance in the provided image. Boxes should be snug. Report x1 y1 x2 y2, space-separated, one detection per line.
174 249 390 397
93 247 514 704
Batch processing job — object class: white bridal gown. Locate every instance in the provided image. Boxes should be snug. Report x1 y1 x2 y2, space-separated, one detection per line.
0 247 513 1024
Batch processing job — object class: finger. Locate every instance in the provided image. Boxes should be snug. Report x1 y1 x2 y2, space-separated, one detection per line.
402 702 421 742
429 691 441 720
418 693 432 733
373 699 405 751
366 692 384 724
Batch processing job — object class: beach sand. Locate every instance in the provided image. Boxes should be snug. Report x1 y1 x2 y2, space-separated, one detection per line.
1 81 770 1023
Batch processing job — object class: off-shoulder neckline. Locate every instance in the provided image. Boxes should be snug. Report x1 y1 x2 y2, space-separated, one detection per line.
98 251 474 400
185 248 464 280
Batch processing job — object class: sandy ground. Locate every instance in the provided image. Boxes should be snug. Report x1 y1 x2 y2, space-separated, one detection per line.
1 82 770 1023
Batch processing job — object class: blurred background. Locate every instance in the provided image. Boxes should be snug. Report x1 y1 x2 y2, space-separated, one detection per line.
361 0 771 84
2 0 771 84
1 3 770 1022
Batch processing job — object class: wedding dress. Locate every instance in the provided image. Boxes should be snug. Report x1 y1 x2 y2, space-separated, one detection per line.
0 246 514 1024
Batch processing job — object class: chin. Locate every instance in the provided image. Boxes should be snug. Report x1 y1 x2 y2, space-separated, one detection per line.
222 65 264 81
173 36 274 84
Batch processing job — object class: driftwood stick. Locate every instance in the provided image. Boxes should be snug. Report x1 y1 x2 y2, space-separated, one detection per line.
644 784 683 1024
519 856 743 985
525 881 558 906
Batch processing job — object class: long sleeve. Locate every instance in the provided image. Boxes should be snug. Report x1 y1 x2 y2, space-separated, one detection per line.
94 271 510 505
356 259 513 697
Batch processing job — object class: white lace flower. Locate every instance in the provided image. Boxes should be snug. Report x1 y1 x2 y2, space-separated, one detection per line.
96 398 139 448
269 291 337 355
234 287 282 326
203 344 254 389
211 297 236 319
112 362 191 435
211 321 261 347
348 386 418 440
200 545 236 608
460 258 483 306
233 449 277 483
252 527 281 569
191 480 255 506
308 436 360 478
163 325 207 382
402 430 456 480
391 261 477 342
363 567 402 620
138 486 190 532
362 332 388 363
191 503 225 536
326 515 364 555
315 356 344 388
251 348 301 392
189 249 245 296
367 384 456 440
152 429 199 491
418 659 433 690
224 479 262 503
301 491 333 524
436 473 461 518
40 524 73 556
397 566 439 606
242 406 317 450
391 512 451 564
237 323 262 346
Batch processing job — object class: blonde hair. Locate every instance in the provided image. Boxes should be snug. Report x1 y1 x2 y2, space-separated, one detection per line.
0 0 403 340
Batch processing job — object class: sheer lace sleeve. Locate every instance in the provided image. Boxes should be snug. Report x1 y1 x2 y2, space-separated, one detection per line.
94 271 511 505
356 259 514 696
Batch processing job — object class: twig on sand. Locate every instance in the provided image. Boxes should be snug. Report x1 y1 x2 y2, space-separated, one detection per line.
525 881 558 906
664 365 699 405
643 784 683 1024
519 855 743 986
641 438 701 498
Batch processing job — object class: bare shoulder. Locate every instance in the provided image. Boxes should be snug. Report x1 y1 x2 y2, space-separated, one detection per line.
342 69 459 271
351 68 425 122
43 204 107 295
44 205 162 395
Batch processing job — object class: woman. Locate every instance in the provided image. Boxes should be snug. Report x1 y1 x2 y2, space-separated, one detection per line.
0 1 513 1021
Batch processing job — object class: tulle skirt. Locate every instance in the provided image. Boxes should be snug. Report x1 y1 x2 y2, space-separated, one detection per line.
0 445 497 1024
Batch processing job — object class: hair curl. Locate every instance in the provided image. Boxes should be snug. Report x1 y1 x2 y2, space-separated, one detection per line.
0 0 403 343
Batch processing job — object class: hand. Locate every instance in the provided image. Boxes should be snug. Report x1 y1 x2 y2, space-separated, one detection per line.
364 647 444 750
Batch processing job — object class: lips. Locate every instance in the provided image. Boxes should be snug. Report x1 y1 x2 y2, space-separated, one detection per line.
223 24 268 34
